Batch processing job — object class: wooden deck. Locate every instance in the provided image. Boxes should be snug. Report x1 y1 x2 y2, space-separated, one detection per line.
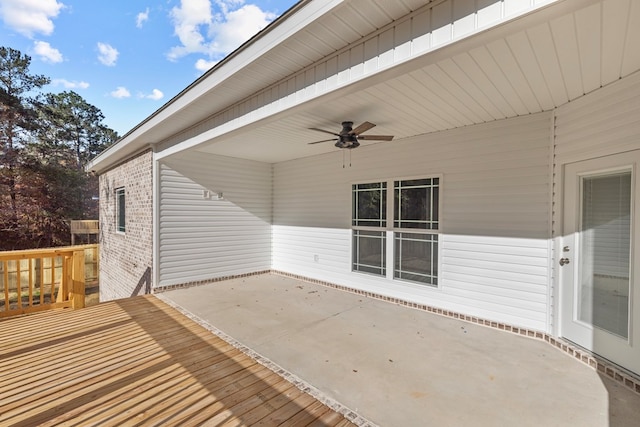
0 295 357 426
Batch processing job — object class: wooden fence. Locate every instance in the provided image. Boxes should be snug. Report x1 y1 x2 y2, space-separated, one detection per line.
0 244 98 318
70 220 99 245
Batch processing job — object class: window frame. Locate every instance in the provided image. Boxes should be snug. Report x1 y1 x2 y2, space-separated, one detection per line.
351 181 388 277
115 187 126 234
392 177 440 286
351 175 442 287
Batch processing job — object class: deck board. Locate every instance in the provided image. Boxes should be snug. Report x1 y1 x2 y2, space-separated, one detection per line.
0 295 357 426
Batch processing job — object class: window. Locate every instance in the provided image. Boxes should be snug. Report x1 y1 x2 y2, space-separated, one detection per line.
352 182 386 275
352 182 386 227
394 178 438 229
353 230 386 275
394 178 439 285
352 178 440 286
116 187 125 233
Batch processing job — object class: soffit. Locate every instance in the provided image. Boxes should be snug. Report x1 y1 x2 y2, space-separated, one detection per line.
194 0 640 163
89 0 436 171
131 0 431 145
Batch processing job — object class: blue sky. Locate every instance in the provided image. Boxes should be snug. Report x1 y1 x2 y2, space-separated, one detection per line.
0 0 298 136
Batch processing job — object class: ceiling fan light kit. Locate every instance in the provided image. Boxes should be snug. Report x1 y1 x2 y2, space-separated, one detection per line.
308 121 394 150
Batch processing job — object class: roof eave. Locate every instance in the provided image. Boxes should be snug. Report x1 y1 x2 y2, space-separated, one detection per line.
88 0 328 174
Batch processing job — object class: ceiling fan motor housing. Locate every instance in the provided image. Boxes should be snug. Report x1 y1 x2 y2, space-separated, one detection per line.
340 121 354 134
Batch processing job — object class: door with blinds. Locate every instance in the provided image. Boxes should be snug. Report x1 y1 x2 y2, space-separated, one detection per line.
561 151 640 375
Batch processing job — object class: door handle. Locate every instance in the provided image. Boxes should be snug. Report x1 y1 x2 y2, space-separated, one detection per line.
559 258 570 266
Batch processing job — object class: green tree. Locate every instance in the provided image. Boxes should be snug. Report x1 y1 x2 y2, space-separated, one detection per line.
0 47 49 246
38 91 115 170
0 47 118 249
36 91 117 225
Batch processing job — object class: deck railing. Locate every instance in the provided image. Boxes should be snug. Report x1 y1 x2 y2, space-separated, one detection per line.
0 244 98 318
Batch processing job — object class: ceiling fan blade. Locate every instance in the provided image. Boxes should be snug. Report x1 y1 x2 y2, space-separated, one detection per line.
309 127 340 136
308 138 337 145
357 135 394 141
350 121 376 135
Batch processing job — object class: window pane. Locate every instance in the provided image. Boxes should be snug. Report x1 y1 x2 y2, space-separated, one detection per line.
116 188 125 233
432 186 439 225
352 182 386 227
579 172 631 338
394 178 439 229
394 232 438 285
353 230 386 276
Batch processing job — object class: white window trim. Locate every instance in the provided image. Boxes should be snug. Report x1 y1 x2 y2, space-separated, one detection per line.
351 181 388 277
115 187 126 234
351 174 443 287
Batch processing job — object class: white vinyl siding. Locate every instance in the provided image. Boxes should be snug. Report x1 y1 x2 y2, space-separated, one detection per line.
554 73 640 246
273 112 552 330
158 152 272 287
554 68 640 166
552 70 640 334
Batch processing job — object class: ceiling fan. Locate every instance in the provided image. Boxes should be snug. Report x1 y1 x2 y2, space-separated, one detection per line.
308 121 394 149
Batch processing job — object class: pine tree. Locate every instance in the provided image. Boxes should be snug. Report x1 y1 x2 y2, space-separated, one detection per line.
0 47 118 249
0 47 49 247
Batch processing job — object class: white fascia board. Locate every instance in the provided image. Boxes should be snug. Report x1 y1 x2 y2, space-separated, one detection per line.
88 0 344 174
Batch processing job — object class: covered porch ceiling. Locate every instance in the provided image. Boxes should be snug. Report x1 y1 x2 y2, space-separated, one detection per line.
189 0 639 164
88 0 639 172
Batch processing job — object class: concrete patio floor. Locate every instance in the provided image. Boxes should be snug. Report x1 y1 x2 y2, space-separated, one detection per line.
160 274 640 427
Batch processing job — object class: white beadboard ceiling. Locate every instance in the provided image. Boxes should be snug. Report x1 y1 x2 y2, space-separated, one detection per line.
191 0 640 163
90 0 640 170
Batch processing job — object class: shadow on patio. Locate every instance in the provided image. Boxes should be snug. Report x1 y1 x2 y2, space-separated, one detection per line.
0 295 357 426
161 273 640 427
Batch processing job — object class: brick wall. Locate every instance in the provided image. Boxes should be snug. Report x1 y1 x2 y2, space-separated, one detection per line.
99 149 153 301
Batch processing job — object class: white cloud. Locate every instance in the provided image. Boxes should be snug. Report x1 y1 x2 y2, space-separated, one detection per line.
33 41 63 63
110 87 131 98
209 4 274 55
97 42 119 66
143 89 164 100
52 79 89 89
0 0 64 38
167 0 213 61
195 58 217 72
167 0 275 62
136 7 149 28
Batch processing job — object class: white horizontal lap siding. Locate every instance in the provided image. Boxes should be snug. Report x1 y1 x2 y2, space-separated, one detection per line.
272 226 350 277
554 71 640 166
440 235 549 322
551 71 640 330
159 152 272 287
274 112 552 330
552 72 640 245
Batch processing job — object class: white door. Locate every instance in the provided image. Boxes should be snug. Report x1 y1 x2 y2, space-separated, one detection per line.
561 151 640 375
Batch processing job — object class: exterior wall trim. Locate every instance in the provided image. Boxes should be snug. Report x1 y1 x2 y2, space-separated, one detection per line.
548 109 557 336
152 270 272 294
152 148 160 292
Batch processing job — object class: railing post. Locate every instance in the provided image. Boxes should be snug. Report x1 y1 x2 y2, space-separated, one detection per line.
58 256 69 303
71 250 85 309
